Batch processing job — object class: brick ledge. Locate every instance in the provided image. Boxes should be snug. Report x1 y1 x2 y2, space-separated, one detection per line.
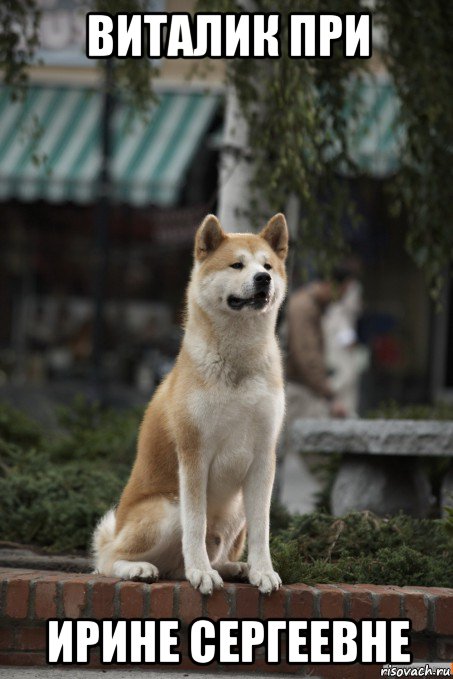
0 567 452 675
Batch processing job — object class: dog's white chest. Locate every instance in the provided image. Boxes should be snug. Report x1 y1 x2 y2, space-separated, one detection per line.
188 377 284 503
189 375 279 439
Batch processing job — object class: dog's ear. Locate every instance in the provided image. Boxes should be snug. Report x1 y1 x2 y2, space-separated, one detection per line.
195 214 226 261
259 213 289 260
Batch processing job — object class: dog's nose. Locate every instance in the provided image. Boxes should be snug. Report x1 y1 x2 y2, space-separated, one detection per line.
254 272 271 288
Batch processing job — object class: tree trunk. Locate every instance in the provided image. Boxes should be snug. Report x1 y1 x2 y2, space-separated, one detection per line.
217 85 255 233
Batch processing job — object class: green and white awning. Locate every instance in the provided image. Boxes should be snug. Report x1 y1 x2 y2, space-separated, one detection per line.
0 76 401 206
0 86 220 206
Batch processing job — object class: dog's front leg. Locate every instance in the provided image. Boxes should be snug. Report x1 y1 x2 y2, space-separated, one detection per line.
243 448 282 594
179 460 223 595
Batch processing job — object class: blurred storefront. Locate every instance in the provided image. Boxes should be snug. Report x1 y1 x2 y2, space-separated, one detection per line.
0 1 450 408
0 0 224 394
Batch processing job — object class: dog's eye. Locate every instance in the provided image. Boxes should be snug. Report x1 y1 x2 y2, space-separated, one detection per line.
230 262 244 270
264 263 272 271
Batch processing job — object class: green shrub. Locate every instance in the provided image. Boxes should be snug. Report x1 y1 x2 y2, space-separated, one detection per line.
0 441 126 552
367 400 453 421
0 402 43 448
48 396 140 464
270 511 453 587
0 399 140 552
269 499 292 532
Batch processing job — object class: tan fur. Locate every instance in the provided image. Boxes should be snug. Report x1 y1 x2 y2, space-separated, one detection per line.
93 213 289 594
228 525 247 562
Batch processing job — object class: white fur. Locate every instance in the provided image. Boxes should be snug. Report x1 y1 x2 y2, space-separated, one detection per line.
93 500 185 580
92 508 116 574
113 560 159 581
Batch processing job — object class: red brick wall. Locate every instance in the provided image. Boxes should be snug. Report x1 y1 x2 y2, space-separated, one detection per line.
0 568 452 677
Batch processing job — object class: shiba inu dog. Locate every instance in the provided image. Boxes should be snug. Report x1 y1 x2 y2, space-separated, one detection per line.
93 213 288 594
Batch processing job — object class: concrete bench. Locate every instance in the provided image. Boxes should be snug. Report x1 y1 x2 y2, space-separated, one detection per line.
290 419 453 517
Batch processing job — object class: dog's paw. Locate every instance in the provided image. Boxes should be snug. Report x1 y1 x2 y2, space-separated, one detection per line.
113 560 159 582
248 567 282 594
186 568 223 595
217 561 249 581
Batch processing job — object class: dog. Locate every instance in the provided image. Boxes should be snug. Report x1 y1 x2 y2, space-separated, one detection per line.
93 212 288 595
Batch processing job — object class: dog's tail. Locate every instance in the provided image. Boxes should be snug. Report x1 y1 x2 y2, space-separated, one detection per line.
91 508 116 574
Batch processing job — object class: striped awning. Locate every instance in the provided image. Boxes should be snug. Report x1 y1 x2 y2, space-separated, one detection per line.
0 86 220 206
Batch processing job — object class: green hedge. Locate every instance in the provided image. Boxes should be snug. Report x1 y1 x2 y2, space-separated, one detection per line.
269 506 453 587
0 399 139 552
0 401 452 587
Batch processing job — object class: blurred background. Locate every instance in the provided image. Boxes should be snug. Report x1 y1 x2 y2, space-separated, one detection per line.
0 0 451 419
0 1 453 572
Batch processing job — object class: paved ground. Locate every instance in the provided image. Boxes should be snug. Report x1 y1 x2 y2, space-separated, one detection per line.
2 666 451 678
0 669 302 678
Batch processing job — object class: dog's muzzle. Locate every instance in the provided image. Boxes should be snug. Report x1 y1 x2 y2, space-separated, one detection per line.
227 273 272 310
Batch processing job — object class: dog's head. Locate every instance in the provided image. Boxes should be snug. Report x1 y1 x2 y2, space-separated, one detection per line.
191 213 288 317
